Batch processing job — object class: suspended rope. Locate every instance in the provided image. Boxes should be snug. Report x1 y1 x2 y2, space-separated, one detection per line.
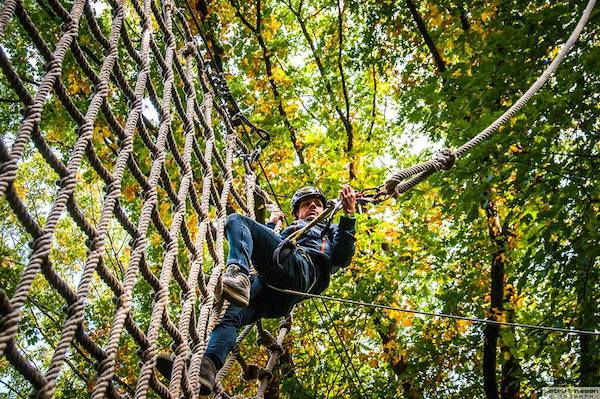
383 0 597 197
0 0 597 397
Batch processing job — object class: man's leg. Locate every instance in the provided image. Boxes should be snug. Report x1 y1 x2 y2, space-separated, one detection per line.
225 213 306 285
200 277 263 394
225 213 282 272
204 304 258 369
223 213 291 305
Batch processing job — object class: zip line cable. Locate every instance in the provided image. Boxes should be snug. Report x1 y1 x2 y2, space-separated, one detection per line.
267 285 600 336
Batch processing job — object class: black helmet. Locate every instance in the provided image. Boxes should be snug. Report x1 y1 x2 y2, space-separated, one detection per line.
291 186 326 217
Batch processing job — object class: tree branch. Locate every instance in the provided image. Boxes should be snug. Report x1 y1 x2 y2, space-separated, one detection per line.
0 378 27 399
405 0 447 74
337 0 350 124
195 0 226 71
368 65 376 140
482 194 502 399
284 0 355 179
230 0 306 164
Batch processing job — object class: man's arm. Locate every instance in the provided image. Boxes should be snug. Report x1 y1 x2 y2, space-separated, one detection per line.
330 184 357 269
329 215 356 269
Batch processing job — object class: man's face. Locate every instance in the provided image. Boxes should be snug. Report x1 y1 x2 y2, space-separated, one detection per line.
296 195 324 221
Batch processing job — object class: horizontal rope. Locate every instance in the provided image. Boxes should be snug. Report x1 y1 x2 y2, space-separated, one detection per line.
266 284 600 336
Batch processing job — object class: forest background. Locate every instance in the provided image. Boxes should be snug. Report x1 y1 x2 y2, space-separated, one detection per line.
0 0 599 398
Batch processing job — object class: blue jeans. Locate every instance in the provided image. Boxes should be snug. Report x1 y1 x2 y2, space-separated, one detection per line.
204 214 315 369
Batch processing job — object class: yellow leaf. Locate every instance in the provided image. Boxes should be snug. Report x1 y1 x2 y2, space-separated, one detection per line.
160 202 171 221
465 43 473 57
122 183 138 201
548 46 560 60
150 232 161 246
456 319 471 333
429 4 443 28
187 212 199 239
271 66 287 84
509 144 522 154
283 102 298 115
14 181 28 197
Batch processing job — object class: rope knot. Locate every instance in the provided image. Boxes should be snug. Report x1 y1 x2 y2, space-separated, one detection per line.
241 364 260 381
278 315 293 331
258 368 274 382
434 148 456 171
256 328 277 349
181 42 196 57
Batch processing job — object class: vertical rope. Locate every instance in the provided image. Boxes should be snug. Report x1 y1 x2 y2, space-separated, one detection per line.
255 316 292 399
87 0 163 393
0 0 86 198
0 0 103 358
33 1 126 396
167 43 208 399
0 0 290 395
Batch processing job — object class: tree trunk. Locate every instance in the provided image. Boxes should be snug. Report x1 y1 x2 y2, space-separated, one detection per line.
483 196 522 399
501 287 522 399
577 256 599 386
405 0 446 74
374 316 422 398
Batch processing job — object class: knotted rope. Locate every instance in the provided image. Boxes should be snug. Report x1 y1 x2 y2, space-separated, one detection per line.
385 0 596 196
0 0 290 397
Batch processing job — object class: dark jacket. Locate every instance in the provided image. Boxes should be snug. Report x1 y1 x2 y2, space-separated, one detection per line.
267 216 356 294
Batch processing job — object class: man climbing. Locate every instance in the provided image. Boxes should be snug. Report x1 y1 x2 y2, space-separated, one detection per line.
156 185 357 395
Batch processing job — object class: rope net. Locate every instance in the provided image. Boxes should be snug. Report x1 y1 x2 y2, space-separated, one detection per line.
0 0 288 397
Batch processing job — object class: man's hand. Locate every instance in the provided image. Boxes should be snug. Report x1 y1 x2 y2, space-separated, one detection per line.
340 184 356 216
269 209 285 225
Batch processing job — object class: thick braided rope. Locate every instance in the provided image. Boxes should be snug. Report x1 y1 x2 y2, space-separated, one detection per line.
255 316 293 399
45 0 186 382
129 3 200 397
213 324 255 390
0 4 159 395
0 0 111 357
0 0 17 36
385 0 597 196
0 150 124 398
86 0 170 394
0 0 291 396
245 172 259 275
189 105 239 398
167 44 213 399
33 1 127 397
0 0 86 198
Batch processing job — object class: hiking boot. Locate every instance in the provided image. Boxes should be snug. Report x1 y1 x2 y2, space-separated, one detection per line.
155 353 173 380
222 264 250 307
198 356 217 396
